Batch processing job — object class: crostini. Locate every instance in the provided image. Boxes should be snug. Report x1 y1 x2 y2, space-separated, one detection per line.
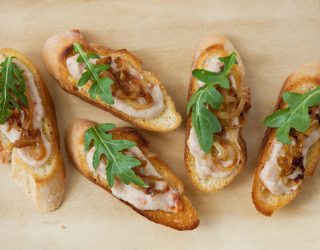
0 49 65 211
185 34 250 192
252 62 320 216
66 119 199 230
43 30 181 132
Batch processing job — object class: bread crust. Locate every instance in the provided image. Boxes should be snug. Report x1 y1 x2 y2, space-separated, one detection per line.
0 48 66 211
252 61 320 216
42 30 181 132
184 34 249 192
66 119 199 230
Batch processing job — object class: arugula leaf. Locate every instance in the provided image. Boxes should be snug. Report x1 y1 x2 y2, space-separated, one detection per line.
187 52 238 153
84 123 148 188
73 43 114 105
264 87 320 144
192 52 238 89
0 57 28 124
192 103 222 152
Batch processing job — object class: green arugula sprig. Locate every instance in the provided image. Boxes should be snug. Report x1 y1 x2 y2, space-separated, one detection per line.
264 87 320 144
84 123 148 188
0 57 28 124
187 52 238 153
73 43 114 104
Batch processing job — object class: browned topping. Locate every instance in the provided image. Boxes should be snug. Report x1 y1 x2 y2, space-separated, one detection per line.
278 155 305 179
211 135 239 172
310 106 319 115
5 92 47 161
278 156 293 175
316 114 320 125
215 85 250 129
97 57 155 110
13 129 47 161
278 132 304 180
144 183 170 196
309 106 320 125
133 160 170 196
13 129 41 148
130 155 182 212
206 73 249 172
292 156 304 169
276 108 320 183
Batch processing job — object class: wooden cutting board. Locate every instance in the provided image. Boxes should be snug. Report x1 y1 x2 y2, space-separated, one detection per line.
0 0 320 249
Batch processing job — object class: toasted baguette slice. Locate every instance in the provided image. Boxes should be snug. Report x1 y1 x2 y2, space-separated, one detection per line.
252 61 320 216
0 49 65 211
42 30 181 132
185 34 249 192
66 119 199 230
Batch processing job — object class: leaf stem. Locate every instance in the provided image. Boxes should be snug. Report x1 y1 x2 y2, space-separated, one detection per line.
74 43 113 104
91 126 145 186
0 57 11 121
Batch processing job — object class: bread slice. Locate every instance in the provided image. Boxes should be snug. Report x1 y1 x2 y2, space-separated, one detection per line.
184 34 249 192
0 49 65 211
66 119 199 230
42 30 181 132
252 61 320 216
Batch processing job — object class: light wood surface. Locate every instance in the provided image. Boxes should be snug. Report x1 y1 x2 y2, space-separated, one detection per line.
0 0 320 249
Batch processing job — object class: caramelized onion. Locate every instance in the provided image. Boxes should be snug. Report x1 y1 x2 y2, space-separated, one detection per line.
203 76 248 173
278 131 304 180
24 141 47 161
143 182 171 196
277 112 320 182
98 56 155 110
132 157 174 198
13 129 47 161
6 93 47 161
215 87 250 121
210 135 239 172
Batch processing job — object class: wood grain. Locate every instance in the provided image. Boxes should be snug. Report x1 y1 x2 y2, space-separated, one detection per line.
0 0 320 249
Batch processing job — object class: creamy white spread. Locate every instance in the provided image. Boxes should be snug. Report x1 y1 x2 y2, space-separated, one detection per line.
188 127 233 178
260 129 320 195
66 54 164 119
206 57 224 73
86 146 179 212
187 56 240 179
259 141 299 195
0 59 51 168
0 123 21 142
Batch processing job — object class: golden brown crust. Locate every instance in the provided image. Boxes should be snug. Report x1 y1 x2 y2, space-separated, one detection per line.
252 61 320 216
66 119 199 230
184 34 249 192
0 48 66 211
43 30 181 132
